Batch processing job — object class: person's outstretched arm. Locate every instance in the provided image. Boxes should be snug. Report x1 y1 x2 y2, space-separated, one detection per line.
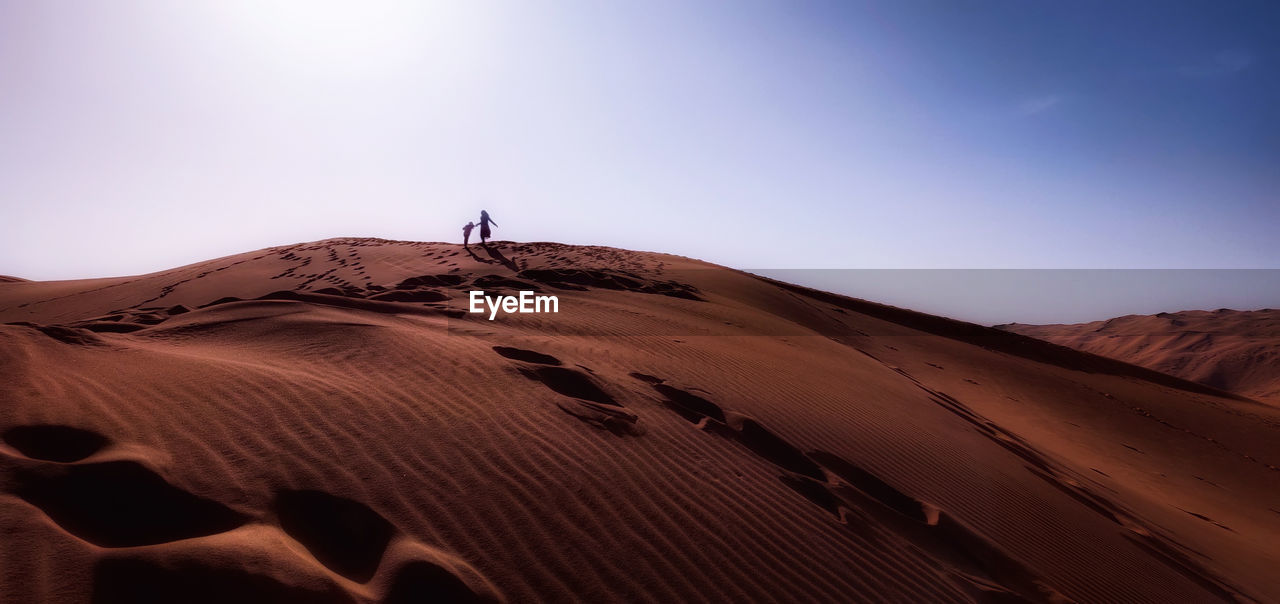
491 219 498 227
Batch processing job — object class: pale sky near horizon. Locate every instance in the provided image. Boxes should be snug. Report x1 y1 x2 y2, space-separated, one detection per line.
2 1 1278 322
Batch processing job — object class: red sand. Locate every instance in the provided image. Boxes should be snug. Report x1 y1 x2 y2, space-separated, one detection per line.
1001 309 1280 406
1 238 1277 602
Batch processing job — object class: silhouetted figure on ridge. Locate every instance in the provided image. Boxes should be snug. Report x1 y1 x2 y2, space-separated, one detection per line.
462 221 476 247
479 210 497 244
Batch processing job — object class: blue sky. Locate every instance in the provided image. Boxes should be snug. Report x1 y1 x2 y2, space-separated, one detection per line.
2 1 1277 320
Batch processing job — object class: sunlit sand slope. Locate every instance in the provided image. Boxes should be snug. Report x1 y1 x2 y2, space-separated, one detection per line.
2 238 1276 603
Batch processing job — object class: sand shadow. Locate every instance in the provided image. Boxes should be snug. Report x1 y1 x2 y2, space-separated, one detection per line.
14 460 249 547
4 425 109 462
480 243 520 272
274 490 394 583
385 560 499 604
463 246 496 266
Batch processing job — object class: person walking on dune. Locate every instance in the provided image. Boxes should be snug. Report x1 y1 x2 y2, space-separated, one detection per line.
479 210 497 244
462 221 476 247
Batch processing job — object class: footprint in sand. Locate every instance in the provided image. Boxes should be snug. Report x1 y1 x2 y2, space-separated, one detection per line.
632 374 1068 603
9 322 107 346
517 268 703 301
1 426 503 603
274 489 395 583
274 489 500 602
493 346 643 436
10 458 249 548
491 346 562 366
3 425 109 462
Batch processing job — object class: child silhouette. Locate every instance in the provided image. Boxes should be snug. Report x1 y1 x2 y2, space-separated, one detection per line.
462 221 476 247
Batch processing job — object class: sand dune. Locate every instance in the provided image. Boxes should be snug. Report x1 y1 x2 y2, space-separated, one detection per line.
1 238 1277 603
1000 309 1280 406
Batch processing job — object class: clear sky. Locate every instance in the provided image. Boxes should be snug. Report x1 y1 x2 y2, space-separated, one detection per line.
2 2 1278 321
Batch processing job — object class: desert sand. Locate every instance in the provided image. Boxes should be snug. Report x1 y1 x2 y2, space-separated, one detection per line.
1000 310 1280 406
1 237 1277 603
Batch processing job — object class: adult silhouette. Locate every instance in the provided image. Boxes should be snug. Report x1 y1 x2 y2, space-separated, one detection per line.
479 210 497 244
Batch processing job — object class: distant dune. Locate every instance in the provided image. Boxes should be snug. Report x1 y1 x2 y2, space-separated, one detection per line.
2 238 1277 603
1000 309 1280 406
0 275 27 283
